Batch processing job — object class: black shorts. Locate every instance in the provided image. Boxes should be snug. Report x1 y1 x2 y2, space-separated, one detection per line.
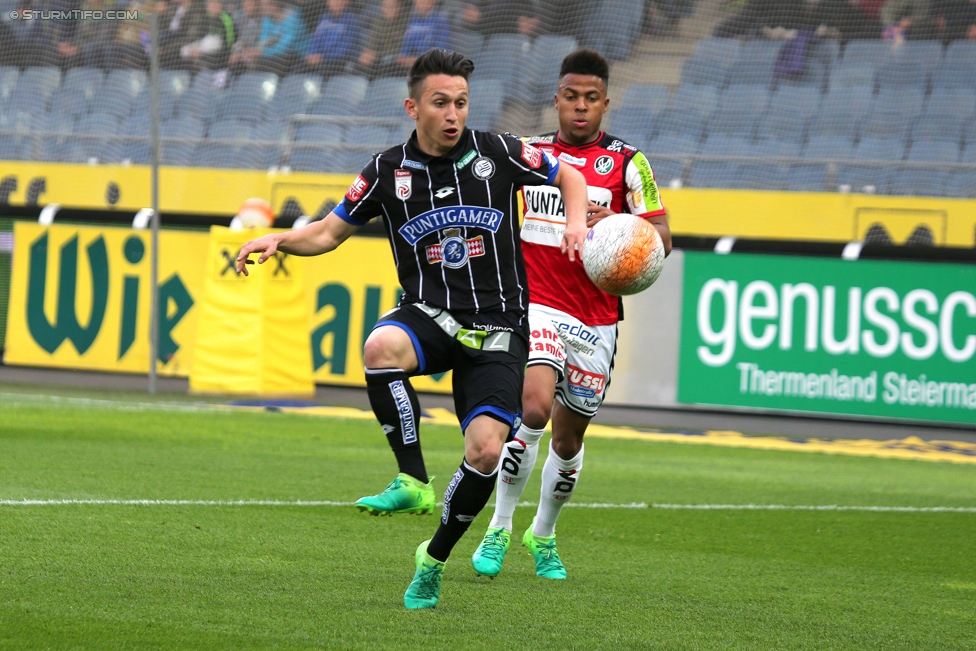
372 303 528 438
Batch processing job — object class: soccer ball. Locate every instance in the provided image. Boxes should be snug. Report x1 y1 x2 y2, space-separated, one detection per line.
582 214 665 296
236 198 275 229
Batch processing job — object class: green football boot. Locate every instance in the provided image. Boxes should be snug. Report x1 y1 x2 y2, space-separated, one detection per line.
355 473 435 516
522 520 567 579
471 527 511 578
404 540 445 609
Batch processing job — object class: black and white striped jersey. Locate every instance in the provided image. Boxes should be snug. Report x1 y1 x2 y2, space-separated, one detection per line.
334 128 560 315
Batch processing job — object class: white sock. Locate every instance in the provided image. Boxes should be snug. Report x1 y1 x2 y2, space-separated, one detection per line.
533 442 584 538
488 424 545 531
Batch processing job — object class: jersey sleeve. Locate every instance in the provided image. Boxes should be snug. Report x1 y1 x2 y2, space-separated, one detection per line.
625 151 666 218
334 157 383 226
495 134 560 187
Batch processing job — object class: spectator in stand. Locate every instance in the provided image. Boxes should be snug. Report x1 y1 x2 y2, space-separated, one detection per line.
880 0 931 33
935 0 976 39
20 0 86 67
115 0 162 68
356 0 410 77
713 0 810 37
815 0 882 41
532 0 588 40
251 0 307 72
303 0 361 76
70 0 125 67
180 0 236 69
229 0 263 69
398 0 449 68
159 0 208 68
454 0 538 36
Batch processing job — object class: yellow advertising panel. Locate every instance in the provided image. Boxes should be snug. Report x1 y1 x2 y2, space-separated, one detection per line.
5 222 207 376
664 189 976 246
3 162 975 246
304 236 452 394
190 227 314 396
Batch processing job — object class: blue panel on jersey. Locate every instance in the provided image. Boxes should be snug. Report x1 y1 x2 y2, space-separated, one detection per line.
545 153 560 185
334 202 370 226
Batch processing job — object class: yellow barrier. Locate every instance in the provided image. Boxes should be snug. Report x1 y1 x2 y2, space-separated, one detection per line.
2 163 974 245
5 222 206 376
4 222 453 393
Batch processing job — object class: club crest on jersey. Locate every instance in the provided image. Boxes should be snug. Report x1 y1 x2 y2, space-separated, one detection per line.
426 228 485 268
559 152 587 166
472 156 495 180
594 155 614 175
521 142 543 169
395 169 412 200
346 175 369 202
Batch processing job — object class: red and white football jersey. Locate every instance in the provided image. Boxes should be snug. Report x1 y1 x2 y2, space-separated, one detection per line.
519 131 666 326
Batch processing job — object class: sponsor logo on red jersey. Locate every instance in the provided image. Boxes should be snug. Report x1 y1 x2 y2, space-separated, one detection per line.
521 142 543 169
565 363 606 398
346 175 369 202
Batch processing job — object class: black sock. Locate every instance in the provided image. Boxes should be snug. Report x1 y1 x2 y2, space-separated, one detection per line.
366 368 427 483
427 460 497 562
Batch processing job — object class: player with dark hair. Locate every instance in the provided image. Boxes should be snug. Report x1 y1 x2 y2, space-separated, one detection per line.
471 48 672 579
236 48 589 609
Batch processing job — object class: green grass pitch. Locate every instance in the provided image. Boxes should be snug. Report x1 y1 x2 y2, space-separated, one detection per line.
1 387 975 650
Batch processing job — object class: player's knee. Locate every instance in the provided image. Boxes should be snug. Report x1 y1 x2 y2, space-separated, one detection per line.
521 391 553 430
467 441 502 474
551 435 582 460
363 327 411 370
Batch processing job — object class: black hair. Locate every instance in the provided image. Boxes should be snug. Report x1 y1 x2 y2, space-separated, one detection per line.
407 48 475 98
559 48 609 87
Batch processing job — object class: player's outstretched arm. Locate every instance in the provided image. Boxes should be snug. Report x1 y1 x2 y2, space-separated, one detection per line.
235 212 360 275
554 163 588 262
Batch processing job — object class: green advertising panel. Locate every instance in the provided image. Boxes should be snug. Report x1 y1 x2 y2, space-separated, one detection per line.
678 252 976 425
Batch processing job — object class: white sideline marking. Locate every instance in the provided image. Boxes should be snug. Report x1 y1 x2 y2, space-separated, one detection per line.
1 500 974 512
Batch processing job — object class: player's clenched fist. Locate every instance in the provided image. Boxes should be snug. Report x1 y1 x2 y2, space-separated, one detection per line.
235 233 281 275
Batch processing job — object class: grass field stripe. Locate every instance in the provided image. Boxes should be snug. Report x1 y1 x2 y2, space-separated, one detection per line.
2 500 974 512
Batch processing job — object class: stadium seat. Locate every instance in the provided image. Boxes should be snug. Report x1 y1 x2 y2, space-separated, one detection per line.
133 70 191 121
71 112 121 162
679 38 740 88
944 170 976 198
310 75 369 117
907 139 960 163
520 35 577 107
449 28 484 59
737 162 789 190
216 73 278 123
271 74 322 119
295 122 343 144
837 137 906 193
910 114 965 144
888 167 949 197
706 85 769 137
807 85 872 137
754 139 802 158
0 110 33 160
756 85 822 141
924 88 976 120
803 135 855 160
92 69 146 119
160 117 205 166
346 124 398 149
608 107 654 149
239 122 285 169
288 146 344 173
965 120 976 146
175 76 221 123
699 135 754 157
645 133 698 156
0 66 18 112
787 164 828 191
727 41 779 88
468 78 505 131
828 60 877 91
583 0 643 61
671 83 719 117
119 113 152 164
859 88 925 140
35 112 75 162
689 161 738 188
473 34 530 99
620 85 670 115
705 110 760 138
362 78 409 119
652 107 705 140
842 40 893 67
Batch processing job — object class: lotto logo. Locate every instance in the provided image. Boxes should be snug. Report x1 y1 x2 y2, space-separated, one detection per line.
345 175 369 202
566 363 605 398
521 142 543 169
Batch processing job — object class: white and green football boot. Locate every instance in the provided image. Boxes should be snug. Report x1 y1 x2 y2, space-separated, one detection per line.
355 473 435 516
404 540 444 609
522 520 567 579
471 526 511 578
